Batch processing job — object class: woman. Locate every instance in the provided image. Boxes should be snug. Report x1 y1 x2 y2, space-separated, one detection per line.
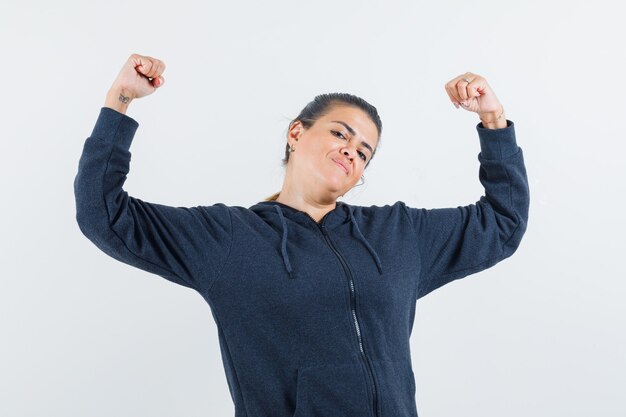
74 53 529 417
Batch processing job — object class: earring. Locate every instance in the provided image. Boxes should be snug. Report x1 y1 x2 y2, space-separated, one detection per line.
289 145 296 153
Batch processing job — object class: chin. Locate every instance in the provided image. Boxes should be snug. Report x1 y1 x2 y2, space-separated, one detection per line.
319 180 344 196
315 166 350 194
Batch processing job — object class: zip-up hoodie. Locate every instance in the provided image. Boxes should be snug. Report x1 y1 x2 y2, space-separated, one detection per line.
74 107 529 417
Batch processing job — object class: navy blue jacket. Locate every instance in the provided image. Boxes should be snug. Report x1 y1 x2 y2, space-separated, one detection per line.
74 107 529 417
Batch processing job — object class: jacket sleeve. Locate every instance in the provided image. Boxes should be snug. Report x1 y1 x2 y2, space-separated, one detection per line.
402 120 530 300
73 107 233 294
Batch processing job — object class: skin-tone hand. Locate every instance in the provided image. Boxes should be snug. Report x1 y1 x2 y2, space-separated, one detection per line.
444 72 507 129
104 53 166 114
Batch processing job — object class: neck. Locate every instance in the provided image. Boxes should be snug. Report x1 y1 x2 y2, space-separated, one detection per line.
275 187 338 223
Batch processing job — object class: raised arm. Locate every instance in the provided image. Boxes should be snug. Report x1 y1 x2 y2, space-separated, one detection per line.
74 54 233 294
405 73 530 299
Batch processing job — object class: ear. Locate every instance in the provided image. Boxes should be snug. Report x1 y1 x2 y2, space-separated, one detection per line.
287 120 304 146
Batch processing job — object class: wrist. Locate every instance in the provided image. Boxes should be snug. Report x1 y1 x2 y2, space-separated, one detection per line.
479 105 506 129
480 117 508 129
104 86 134 115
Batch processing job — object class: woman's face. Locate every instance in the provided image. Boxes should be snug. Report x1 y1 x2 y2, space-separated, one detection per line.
287 105 379 198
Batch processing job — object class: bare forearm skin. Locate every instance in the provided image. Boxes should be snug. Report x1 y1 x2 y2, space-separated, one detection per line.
104 87 134 115
479 110 508 129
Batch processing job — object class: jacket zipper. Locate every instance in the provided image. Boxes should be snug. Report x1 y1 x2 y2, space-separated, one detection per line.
306 215 379 417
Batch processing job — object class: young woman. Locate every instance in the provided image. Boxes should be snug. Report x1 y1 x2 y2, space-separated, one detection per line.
74 53 529 417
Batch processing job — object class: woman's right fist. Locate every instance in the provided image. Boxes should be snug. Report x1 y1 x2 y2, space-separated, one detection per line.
109 54 166 100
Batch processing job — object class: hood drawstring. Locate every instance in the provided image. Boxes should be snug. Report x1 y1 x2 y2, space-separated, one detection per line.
274 205 296 279
273 203 383 279
346 205 384 275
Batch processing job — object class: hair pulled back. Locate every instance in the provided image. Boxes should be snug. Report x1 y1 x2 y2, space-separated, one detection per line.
265 93 382 202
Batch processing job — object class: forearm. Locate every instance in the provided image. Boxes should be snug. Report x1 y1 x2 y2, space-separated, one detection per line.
75 108 138 231
480 117 508 129
479 108 507 129
104 86 134 115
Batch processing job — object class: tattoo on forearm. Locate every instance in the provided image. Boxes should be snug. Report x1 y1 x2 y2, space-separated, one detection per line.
118 93 131 104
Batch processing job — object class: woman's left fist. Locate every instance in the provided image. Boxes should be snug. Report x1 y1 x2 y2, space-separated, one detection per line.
444 72 502 115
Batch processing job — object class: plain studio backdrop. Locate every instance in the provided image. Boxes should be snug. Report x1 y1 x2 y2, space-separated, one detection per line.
1 0 624 416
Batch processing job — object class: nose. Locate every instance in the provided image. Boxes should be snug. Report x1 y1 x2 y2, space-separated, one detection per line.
341 146 356 161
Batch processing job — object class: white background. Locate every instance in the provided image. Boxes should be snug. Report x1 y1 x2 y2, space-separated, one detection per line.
1 0 624 416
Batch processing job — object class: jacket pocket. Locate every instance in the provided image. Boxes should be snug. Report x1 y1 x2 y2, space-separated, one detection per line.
293 362 374 417
370 359 419 417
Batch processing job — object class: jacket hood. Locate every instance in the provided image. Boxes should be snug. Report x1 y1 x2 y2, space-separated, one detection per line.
249 200 383 279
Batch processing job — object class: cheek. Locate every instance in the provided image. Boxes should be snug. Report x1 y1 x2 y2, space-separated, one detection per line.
298 147 328 173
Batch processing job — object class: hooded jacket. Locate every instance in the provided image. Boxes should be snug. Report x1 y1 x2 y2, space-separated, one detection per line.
74 107 529 417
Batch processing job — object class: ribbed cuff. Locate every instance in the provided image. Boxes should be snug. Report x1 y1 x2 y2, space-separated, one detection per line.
90 107 139 150
476 119 518 160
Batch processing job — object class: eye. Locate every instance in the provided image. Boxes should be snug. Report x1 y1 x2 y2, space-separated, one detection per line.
333 131 368 162
331 130 347 140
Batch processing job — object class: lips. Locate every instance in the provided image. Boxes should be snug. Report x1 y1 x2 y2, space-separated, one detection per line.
332 158 348 174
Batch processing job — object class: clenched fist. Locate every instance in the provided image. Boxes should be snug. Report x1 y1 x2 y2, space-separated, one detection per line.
444 72 507 129
104 54 166 114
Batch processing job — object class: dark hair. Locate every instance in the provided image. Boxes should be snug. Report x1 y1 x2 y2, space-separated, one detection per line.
265 92 383 201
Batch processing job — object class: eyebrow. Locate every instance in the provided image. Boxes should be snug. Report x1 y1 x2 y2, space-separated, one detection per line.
331 120 375 156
